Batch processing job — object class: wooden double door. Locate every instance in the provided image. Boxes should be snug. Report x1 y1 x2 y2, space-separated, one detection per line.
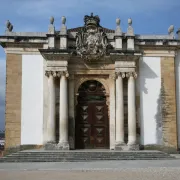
75 80 109 149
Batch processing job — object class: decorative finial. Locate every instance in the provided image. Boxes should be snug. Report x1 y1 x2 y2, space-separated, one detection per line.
127 18 134 36
128 18 132 26
168 25 174 34
61 16 66 25
116 18 120 26
50 16 54 25
115 18 122 36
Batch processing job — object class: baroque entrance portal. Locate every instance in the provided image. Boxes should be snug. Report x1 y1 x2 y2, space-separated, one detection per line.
75 80 109 149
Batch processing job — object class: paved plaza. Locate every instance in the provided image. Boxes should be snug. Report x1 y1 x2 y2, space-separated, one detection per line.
1 159 180 180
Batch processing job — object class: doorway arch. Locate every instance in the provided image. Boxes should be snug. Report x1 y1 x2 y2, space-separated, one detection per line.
75 80 109 149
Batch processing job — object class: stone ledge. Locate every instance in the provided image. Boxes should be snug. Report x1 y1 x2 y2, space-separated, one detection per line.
4 145 43 156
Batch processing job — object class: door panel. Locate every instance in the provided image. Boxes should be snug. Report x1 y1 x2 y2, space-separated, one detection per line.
75 80 109 149
75 102 109 149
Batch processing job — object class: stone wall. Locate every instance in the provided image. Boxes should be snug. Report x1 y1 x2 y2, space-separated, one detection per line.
21 55 44 145
138 57 162 145
175 50 180 149
5 54 22 149
161 57 178 150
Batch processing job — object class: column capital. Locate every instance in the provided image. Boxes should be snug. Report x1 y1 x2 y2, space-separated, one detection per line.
45 70 52 77
57 71 69 77
45 70 69 78
115 72 126 78
126 72 137 78
63 71 69 77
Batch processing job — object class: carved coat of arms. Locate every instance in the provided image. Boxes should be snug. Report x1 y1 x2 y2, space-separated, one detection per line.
76 13 108 61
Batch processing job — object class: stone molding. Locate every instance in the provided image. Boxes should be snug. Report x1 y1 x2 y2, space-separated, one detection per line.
74 76 110 95
115 61 136 68
115 61 136 73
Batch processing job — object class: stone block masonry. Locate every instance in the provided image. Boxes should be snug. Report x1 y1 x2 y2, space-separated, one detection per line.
161 57 178 149
5 54 22 149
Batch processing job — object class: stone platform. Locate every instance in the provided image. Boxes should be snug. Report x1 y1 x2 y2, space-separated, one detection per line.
0 149 175 162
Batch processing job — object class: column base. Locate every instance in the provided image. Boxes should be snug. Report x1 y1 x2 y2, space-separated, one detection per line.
115 142 126 150
44 141 56 150
44 141 70 150
114 144 139 151
127 144 139 151
57 141 70 150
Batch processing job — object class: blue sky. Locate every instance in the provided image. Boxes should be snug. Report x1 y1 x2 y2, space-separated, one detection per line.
0 0 180 130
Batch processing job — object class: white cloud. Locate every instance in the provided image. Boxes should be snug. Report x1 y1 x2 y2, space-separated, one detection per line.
14 0 180 18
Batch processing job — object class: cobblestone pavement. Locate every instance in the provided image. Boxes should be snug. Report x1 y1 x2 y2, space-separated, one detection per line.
1 160 180 180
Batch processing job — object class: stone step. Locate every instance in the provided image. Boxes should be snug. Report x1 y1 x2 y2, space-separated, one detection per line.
5 154 171 157
0 157 175 162
0 150 175 162
9 152 169 155
2 154 173 157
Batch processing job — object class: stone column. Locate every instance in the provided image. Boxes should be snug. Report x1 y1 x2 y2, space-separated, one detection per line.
109 74 116 150
58 71 69 150
127 72 137 147
46 71 56 143
115 72 125 149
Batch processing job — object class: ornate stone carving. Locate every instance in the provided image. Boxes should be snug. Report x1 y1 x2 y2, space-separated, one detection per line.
126 72 137 78
64 71 69 77
6 20 13 32
45 70 69 78
75 13 108 61
56 71 61 77
52 71 57 77
45 70 52 77
115 72 126 78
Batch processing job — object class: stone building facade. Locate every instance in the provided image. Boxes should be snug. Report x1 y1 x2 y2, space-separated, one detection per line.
1 14 180 152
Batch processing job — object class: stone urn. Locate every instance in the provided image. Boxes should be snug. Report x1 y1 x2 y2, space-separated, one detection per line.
128 18 132 26
50 16 54 25
61 16 66 25
116 18 120 26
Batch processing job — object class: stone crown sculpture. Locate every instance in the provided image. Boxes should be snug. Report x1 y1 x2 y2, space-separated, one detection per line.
84 13 100 27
